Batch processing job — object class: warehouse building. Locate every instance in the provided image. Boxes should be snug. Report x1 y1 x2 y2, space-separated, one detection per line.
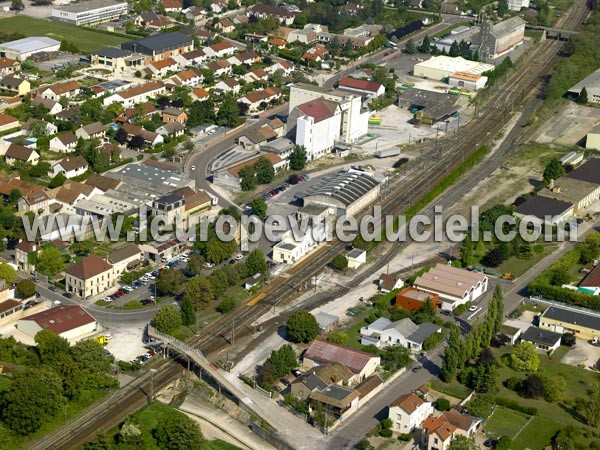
17 305 98 342
448 72 488 91
397 88 459 125
537 177 599 216
413 56 494 81
51 0 128 26
302 169 381 217
121 32 193 62
514 195 574 226
540 305 600 341
471 17 526 60
0 37 61 61
569 68 600 104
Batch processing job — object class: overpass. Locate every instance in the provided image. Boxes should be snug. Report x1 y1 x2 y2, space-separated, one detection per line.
525 24 580 39
147 326 280 430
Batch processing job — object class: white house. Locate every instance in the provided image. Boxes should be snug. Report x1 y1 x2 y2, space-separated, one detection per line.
389 392 434 433
75 122 106 140
413 263 488 311
103 81 166 107
49 132 78 153
272 225 327 265
48 155 89 179
38 80 80 100
360 317 441 351
521 326 562 353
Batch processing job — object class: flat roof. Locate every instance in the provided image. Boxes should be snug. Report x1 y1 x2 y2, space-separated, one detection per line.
542 305 600 331
53 0 126 12
0 37 60 53
566 158 600 185
538 177 599 205
515 195 573 219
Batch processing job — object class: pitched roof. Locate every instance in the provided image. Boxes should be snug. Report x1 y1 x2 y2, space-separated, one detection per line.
354 374 383 397
66 254 112 280
55 131 78 146
108 244 140 264
84 173 121 192
210 41 235 52
304 340 378 374
31 97 59 111
116 81 165 99
55 187 83 204
541 305 600 331
21 305 96 335
5 143 36 161
0 113 18 126
42 80 80 95
515 195 573 219
0 299 21 315
338 76 383 93
163 106 185 116
391 392 426 413
522 326 562 346
0 75 26 89
442 409 479 432
149 57 177 70
296 98 338 123
413 263 487 299
161 0 181 8
80 122 105 135
0 58 17 69
423 415 456 441
192 87 209 99
54 155 88 172
243 87 280 104
15 240 38 253
379 273 400 291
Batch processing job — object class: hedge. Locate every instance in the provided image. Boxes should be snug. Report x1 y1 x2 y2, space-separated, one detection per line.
494 397 538 416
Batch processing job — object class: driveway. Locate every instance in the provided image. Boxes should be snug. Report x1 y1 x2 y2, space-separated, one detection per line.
561 340 600 370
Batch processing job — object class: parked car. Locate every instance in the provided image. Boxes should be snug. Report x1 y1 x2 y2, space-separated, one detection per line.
141 299 153 305
62 292 73 298
49 285 57 292
469 305 478 312
23 300 37 310
204 262 215 268
234 254 244 260
412 365 422 373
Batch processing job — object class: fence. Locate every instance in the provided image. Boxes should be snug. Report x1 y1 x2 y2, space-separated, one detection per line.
248 422 296 450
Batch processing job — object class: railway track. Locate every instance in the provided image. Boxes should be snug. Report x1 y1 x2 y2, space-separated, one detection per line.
34 3 590 449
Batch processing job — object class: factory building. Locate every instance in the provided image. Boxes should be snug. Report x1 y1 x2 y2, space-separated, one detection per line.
51 0 128 26
569 68 600 104
540 306 600 341
302 169 381 217
471 16 526 60
413 56 494 81
0 37 61 61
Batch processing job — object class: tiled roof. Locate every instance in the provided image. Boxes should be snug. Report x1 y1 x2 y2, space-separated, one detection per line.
296 98 338 123
22 305 96 335
56 131 77 146
66 254 112 280
43 80 80 95
391 392 425 413
55 155 88 172
338 76 382 93
0 113 18 126
6 144 36 161
84 174 121 192
108 244 140 264
304 340 378 374
117 81 165 99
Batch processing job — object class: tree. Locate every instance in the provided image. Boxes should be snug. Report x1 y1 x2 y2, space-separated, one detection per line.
34 329 71 364
495 436 512 450
543 375 566 402
286 311 319 343
497 0 509 16
10 0 24 10
240 165 256 191
483 248 503 267
1 367 64 434
154 305 182 333
579 383 600 426
265 344 297 379
521 374 545 398
418 34 431 53
449 41 460 57
435 398 451 411
0 263 17 283
216 93 240 128
332 254 348 271
156 268 184 296
129 135 145 150
543 158 565 181
71 339 111 374
441 327 462 381
449 435 479 450
245 249 267 276
16 279 36 298
8 188 22 205
289 145 307 170
83 431 113 450
115 127 128 144
254 156 275 184
154 413 204 450
561 333 576 347
180 295 195 326
510 342 540 372
216 297 237 314
49 172 67 189
327 331 349 345
184 276 214 308
36 244 66 276
404 38 416 54
577 86 588 104
249 197 268 220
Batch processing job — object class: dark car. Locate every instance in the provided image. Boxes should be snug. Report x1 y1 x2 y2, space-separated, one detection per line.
289 175 302 184
412 365 422 373
23 300 37 310
62 292 73 298
141 299 154 305
280 378 291 386
49 285 58 292
483 439 496 448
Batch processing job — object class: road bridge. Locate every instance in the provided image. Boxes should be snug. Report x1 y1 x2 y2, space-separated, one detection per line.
526 24 580 39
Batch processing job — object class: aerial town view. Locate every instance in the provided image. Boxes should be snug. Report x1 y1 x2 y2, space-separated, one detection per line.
0 0 599 448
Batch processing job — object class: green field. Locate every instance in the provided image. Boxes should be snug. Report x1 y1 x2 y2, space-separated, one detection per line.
512 417 562 450
484 407 529 440
0 16 129 52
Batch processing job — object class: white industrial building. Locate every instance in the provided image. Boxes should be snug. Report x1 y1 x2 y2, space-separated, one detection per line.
508 0 530 11
0 37 61 61
413 56 494 81
472 17 526 60
413 263 488 311
51 0 128 26
17 305 98 342
448 72 488 90
272 225 327 265
287 83 369 161
569 68 600 104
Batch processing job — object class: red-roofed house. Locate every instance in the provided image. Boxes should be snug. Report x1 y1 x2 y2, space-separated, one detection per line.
389 392 433 433
206 41 237 58
303 44 328 64
338 76 385 98
422 415 456 450
238 87 280 112
161 0 182 11
216 18 235 33
65 254 115 299
17 305 98 342
303 340 380 381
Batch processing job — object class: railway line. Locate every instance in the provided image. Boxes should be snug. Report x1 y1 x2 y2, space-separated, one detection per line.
33 3 591 448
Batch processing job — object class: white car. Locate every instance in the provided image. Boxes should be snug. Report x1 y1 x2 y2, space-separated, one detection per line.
468 305 478 312
104 296 113 302
234 254 244 261
204 262 215 268
191 165 196 171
